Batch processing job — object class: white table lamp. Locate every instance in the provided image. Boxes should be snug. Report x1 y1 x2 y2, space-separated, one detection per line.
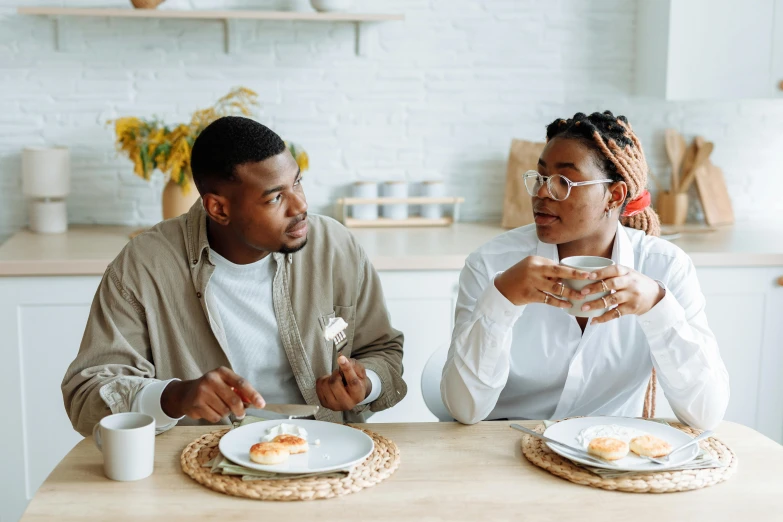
22 147 70 234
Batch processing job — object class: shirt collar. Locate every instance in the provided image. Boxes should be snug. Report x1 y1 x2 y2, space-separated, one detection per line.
535 221 636 271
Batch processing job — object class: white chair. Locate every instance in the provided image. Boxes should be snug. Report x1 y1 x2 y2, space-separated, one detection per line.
421 345 454 421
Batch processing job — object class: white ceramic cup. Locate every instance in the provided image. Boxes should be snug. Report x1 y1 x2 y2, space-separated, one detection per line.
93 412 155 481
560 256 615 318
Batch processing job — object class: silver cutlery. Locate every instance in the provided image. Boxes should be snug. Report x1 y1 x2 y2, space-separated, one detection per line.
254 403 320 418
510 424 618 467
637 430 713 465
324 317 349 371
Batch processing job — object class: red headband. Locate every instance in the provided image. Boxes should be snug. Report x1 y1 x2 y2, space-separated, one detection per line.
621 190 651 217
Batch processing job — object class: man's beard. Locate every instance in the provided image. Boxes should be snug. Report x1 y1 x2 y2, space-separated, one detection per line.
279 238 308 255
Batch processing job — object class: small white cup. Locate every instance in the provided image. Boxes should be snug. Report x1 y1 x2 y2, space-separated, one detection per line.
93 412 155 481
560 256 615 318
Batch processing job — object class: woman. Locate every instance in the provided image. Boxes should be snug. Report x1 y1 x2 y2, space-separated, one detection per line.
441 111 729 430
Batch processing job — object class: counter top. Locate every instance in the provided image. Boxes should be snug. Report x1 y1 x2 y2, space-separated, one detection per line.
0 223 782 276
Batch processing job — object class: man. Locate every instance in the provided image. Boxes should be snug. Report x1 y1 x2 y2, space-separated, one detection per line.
63 116 406 435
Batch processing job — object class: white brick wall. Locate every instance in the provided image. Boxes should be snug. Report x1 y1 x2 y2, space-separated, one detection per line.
2 0 783 242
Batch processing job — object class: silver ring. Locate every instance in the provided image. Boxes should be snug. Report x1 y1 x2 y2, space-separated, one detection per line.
558 283 565 297
601 280 609 293
601 296 609 309
544 294 550 305
615 308 622 319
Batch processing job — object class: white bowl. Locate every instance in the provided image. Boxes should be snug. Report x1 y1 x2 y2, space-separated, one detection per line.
310 0 355 12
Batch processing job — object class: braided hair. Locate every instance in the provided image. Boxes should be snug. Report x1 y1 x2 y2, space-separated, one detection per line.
545 111 661 237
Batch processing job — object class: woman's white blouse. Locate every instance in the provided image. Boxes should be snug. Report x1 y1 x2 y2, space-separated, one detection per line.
440 222 730 430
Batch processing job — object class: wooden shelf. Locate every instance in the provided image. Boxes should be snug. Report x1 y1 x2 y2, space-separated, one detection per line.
16 7 405 55
344 217 455 228
337 196 464 228
17 7 404 22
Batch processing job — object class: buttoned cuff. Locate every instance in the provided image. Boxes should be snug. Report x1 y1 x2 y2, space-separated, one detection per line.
359 369 382 406
133 378 185 428
473 272 526 328
638 282 685 338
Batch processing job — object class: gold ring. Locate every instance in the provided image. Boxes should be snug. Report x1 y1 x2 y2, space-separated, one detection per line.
544 294 550 305
601 280 609 293
615 308 622 319
601 296 609 309
558 283 565 297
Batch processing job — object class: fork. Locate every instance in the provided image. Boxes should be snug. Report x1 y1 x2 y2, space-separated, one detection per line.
324 317 349 372
637 430 714 465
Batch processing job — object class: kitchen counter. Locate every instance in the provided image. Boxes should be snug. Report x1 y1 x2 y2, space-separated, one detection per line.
0 223 782 276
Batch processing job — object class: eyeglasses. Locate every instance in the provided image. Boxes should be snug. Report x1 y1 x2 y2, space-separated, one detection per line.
523 170 613 201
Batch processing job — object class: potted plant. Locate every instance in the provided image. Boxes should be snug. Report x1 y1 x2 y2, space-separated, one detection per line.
111 87 309 220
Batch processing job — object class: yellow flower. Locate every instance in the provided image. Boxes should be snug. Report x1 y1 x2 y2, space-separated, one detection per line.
110 87 308 193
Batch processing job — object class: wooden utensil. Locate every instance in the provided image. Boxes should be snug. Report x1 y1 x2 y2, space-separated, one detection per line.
665 129 687 192
695 160 734 226
680 137 714 193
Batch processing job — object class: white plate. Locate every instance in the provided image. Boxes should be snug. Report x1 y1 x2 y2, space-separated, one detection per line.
542 416 700 471
218 419 374 474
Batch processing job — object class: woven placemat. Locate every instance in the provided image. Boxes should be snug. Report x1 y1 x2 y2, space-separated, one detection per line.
181 427 400 501
521 422 737 493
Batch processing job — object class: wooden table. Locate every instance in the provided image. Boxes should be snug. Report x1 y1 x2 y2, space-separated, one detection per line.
21 421 783 521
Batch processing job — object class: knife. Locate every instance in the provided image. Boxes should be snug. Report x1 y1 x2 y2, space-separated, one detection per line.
254 404 319 418
230 387 319 418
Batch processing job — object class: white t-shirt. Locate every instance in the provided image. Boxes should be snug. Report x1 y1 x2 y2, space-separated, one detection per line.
207 249 305 404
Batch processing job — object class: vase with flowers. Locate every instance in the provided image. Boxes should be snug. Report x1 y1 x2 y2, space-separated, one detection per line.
111 87 309 221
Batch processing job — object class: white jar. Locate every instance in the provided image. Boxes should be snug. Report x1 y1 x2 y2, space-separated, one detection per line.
352 182 378 220
382 181 408 220
420 180 445 219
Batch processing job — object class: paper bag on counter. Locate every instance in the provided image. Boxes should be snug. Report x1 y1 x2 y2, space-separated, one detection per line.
501 139 545 229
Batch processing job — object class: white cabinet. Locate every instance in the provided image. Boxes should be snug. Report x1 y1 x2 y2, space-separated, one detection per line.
636 0 782 100
0 276 100 522
368 271 461 423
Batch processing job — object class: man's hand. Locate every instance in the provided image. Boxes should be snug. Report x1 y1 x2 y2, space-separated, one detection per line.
316 356 371 412
160 366 265 423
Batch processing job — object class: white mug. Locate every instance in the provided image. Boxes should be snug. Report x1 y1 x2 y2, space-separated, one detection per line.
560 256 615 318
93 412 155 481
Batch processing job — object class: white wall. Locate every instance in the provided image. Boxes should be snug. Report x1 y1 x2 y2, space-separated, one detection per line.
2 0 783 242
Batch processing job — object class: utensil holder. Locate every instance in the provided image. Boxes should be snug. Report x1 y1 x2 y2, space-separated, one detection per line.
656 191 688 226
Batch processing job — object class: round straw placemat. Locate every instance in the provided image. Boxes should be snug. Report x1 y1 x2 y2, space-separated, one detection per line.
521 422 737 493
181 427 400 501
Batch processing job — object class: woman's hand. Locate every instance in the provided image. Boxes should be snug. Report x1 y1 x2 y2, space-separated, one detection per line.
494 256 590 309
578 264 665 324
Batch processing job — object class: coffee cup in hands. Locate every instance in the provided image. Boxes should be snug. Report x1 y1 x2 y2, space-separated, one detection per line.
93 412 155 481
560 256 615 318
